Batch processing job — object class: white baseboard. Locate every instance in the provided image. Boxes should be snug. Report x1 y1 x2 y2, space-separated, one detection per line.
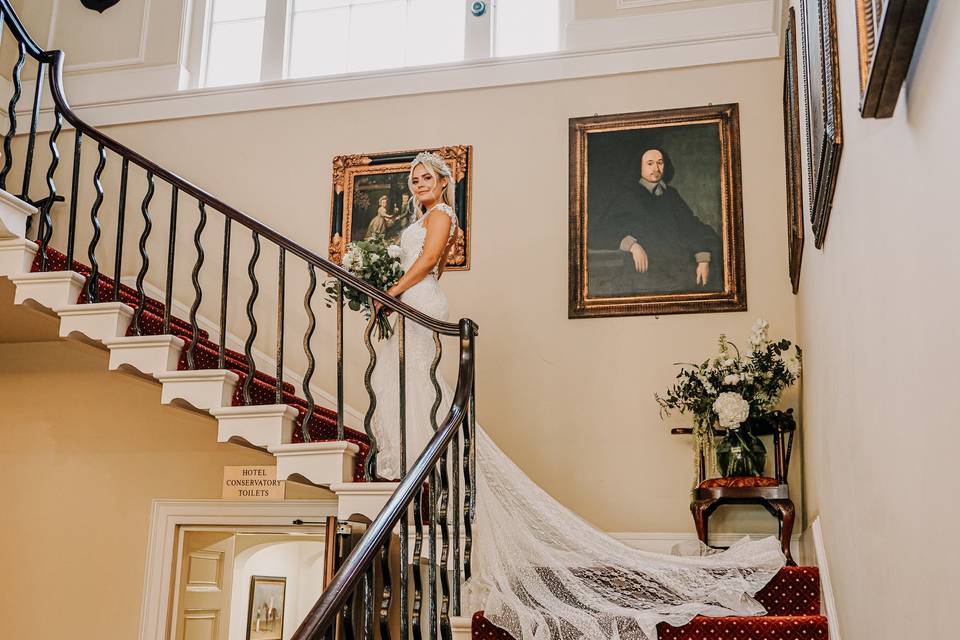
610 531 801 558
811 517 841 639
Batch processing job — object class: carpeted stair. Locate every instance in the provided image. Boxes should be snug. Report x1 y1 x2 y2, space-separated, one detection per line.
471 566 827 640
31 245 372 481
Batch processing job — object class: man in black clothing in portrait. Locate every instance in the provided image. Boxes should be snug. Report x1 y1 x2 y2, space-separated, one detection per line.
589 147 723 296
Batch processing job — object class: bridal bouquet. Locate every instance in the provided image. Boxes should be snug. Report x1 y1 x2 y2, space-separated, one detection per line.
656 319 801 479
325 236 404 340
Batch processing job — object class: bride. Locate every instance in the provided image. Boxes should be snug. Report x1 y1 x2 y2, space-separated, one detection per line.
369 152 785 640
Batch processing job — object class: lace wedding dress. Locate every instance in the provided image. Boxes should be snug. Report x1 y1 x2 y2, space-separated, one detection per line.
370 205 785 640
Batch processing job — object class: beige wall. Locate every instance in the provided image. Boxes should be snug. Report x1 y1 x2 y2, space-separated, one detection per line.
794 0 958 637
0 339 277 640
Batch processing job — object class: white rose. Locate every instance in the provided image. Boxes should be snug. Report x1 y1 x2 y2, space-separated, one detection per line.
387 244 402 258
723 374 741 385
713 392 750 428
341 251 355 271
369 253 379 262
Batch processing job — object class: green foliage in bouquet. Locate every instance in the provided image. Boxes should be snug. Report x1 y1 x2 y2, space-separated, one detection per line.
325 236 404 340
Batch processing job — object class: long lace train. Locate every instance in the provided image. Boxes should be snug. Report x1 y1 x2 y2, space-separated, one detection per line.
369 211 785 640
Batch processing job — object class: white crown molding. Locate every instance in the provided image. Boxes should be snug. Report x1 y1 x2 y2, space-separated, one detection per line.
139 498 337 640
811 517 842 639
6 0 781 131
47 0 153 72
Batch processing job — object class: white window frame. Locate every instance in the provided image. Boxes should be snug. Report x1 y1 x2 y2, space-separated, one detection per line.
190 0 572 90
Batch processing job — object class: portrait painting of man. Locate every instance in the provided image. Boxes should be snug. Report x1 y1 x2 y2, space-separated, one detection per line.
569 105 747 318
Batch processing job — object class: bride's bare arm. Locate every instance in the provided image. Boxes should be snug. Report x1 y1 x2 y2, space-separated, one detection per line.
387 212 452 298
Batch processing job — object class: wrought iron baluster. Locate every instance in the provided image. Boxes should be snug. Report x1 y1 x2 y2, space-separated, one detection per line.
65 130 81 266
301 264 317 442
427 332 442 640
412 481 425 640
162 186 179 334
218 217 231 368
186 202 206 369
0 39 25 191
242 230 261 405
340 550 356 640
437 439 452 640
112 158 129 302
275 247 285 404
20 61 44 202
363 565 375 640
37 106 61 272
84 142 106 303
361 313 379 481
462 382 475 581
452 425 461 616
132 171 154 336
398 317 409 640
336 282 345 440
428 472 438 640
378 539 393 640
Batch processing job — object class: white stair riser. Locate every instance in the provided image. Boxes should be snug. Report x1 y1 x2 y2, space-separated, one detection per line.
159 372 238 411
270 442 361 487
106 338 184 378
12 272 85 311
215 407 298 449
57 304 134 345
0 239 37 277
0 193 35 240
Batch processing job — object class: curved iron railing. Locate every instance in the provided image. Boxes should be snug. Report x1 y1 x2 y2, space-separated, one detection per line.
0 2 479 639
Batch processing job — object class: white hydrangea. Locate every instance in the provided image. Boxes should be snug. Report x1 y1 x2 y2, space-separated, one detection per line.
713 391 750 428
387 244 402 258
341 250 356 271
369 253 379 263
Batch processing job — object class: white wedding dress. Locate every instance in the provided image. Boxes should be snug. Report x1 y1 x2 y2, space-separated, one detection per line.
370 205 785 640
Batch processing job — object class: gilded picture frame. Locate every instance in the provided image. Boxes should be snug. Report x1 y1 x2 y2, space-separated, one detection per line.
855 0 929 118
328 146 472 271
246 576 286 640
569 104 747 319
784 8 804 294
799 0 843 249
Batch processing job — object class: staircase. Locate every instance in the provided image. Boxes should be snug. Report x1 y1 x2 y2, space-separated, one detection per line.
0 2 829 639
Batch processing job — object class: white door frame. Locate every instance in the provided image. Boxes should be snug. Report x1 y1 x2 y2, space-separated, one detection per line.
139 499 337 640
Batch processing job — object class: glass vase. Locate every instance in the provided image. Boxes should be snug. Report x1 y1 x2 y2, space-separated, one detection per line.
715 425 766 477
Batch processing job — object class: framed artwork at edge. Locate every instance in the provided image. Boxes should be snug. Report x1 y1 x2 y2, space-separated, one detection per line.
568 104 747 319
246 575 286 640
785 8 805 294
328 146 473 271
854 0 930 118
799 0 843 249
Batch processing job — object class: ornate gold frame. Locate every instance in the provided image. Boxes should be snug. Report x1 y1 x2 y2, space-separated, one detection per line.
328 146 472 271
568 104 747 318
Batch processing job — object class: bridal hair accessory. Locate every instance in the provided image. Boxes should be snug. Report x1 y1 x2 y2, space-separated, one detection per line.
411 151 453 178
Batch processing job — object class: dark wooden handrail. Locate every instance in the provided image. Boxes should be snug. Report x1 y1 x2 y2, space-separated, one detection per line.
0 0 468 337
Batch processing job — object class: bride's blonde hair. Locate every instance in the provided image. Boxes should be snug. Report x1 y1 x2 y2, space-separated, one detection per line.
408 152 456 217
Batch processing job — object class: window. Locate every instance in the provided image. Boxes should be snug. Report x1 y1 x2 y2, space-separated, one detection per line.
197 0 566 88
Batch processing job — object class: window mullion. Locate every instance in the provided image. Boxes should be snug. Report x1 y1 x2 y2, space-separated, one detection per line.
261 0 289 82
464 0 492 60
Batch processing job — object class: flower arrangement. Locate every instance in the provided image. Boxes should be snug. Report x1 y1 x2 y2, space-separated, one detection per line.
325 236 404 340
656 319 801 480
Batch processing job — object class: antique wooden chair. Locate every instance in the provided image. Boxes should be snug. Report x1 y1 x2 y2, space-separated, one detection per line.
671 409 797 565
